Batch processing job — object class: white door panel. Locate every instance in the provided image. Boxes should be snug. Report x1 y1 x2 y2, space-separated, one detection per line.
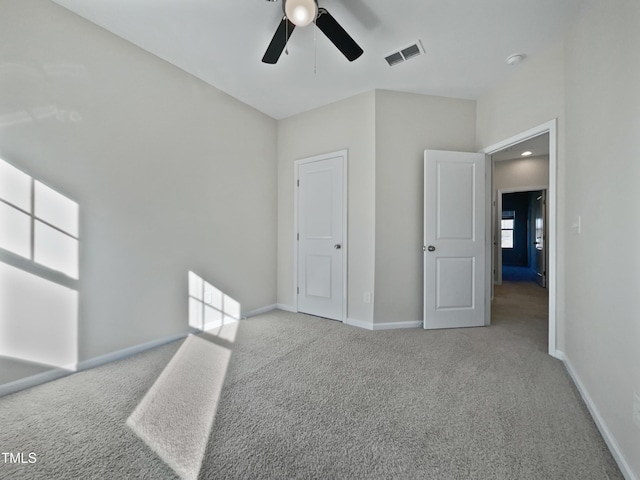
297 154 345 321
437 257 474 309
534 190 547 288
424 150 486 329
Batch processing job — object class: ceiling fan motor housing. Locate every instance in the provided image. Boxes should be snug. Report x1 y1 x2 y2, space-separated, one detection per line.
283 0 318 27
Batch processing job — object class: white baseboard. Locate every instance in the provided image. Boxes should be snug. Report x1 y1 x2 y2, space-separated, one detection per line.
373 321 422 331
557 350 637 480
0 331 192 398
276 303 296 313
344 318 374 330
243 304 277 318
550 349 563 360
0 367 72 398
76 331 190 371
345 318 423 331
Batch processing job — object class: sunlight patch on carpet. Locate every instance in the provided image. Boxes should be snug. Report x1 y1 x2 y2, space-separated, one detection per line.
127 334 230 480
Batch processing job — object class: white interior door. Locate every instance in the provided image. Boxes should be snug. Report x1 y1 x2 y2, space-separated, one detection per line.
534 190 547 288
423 150 486 329
297 154 345 321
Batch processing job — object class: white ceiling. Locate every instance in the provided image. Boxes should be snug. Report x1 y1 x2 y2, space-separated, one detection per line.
50 0 591 120
492 133 550 162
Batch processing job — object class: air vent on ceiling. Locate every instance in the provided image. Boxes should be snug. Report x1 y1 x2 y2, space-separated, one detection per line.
385 52 404 67
385 40 424 67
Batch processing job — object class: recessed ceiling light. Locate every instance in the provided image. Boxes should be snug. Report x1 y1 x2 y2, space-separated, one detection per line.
521 151 532 156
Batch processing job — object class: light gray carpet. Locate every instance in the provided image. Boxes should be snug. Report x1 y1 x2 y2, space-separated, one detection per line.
0 282 623 479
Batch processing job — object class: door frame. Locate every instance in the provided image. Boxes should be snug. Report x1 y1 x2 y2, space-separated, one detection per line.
496 185 548 285
480 119 558 356
293 150 348 322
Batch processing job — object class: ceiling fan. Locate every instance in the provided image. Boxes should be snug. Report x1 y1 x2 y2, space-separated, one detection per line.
262 0 364 64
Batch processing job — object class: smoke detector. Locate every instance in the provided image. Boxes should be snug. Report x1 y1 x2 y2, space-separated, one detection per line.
505 53 525 66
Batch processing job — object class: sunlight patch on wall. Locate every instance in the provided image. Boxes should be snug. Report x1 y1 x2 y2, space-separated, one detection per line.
0 157 79 371
0 158 79 279
127 334 230 480
188 271 240 332
0 259 77 369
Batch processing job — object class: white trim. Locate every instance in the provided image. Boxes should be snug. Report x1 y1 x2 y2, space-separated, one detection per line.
556 351 638 480
345 319 422 331
76 331 190 371
242 304 277 318
276 303 296 313
344 318 374 330
496 185 548 285
480 119 558 355
1 331 191 398
480 121 556 154
0 367 72 398
372 321 422 331
294 150 348 322
496 185 549 193
485 153 492 325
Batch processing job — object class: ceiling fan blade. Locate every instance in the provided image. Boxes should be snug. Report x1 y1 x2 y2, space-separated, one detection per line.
262 17 296 64
315 8 363 62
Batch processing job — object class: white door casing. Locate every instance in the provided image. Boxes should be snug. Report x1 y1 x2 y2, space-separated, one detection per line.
423 150 487 329
481 119 557 356
295 152 346 321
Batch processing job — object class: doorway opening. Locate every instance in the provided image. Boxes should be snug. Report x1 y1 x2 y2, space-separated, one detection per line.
481 120 557 357
497 188 547 287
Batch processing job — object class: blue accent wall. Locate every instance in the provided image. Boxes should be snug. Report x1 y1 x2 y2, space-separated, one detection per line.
502 192 530 266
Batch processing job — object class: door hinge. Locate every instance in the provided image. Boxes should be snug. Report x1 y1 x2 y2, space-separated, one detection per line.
297 287 299 294
297 179 299 187
297 233 299 241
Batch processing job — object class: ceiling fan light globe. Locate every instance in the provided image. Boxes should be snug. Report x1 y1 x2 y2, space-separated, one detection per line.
285 0 317 26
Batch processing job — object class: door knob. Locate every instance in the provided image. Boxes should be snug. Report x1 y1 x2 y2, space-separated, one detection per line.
427 245 436 252
334 244 342 250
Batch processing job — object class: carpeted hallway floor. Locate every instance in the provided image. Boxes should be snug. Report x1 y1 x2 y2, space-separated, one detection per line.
0 282 623 479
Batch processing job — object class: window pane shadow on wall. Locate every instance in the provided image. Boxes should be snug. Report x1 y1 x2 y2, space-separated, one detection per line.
188 271 240 332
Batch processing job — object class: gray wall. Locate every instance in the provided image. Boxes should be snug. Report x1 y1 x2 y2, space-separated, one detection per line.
4 0 638 475
374 90 476 325
276 90 476 328
563 0 640 474
277 91 376 324
493 156 549 192
477 1 640 475
0 0 278 362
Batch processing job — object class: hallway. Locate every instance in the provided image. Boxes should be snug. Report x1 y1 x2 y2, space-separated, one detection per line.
492 280 549 352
